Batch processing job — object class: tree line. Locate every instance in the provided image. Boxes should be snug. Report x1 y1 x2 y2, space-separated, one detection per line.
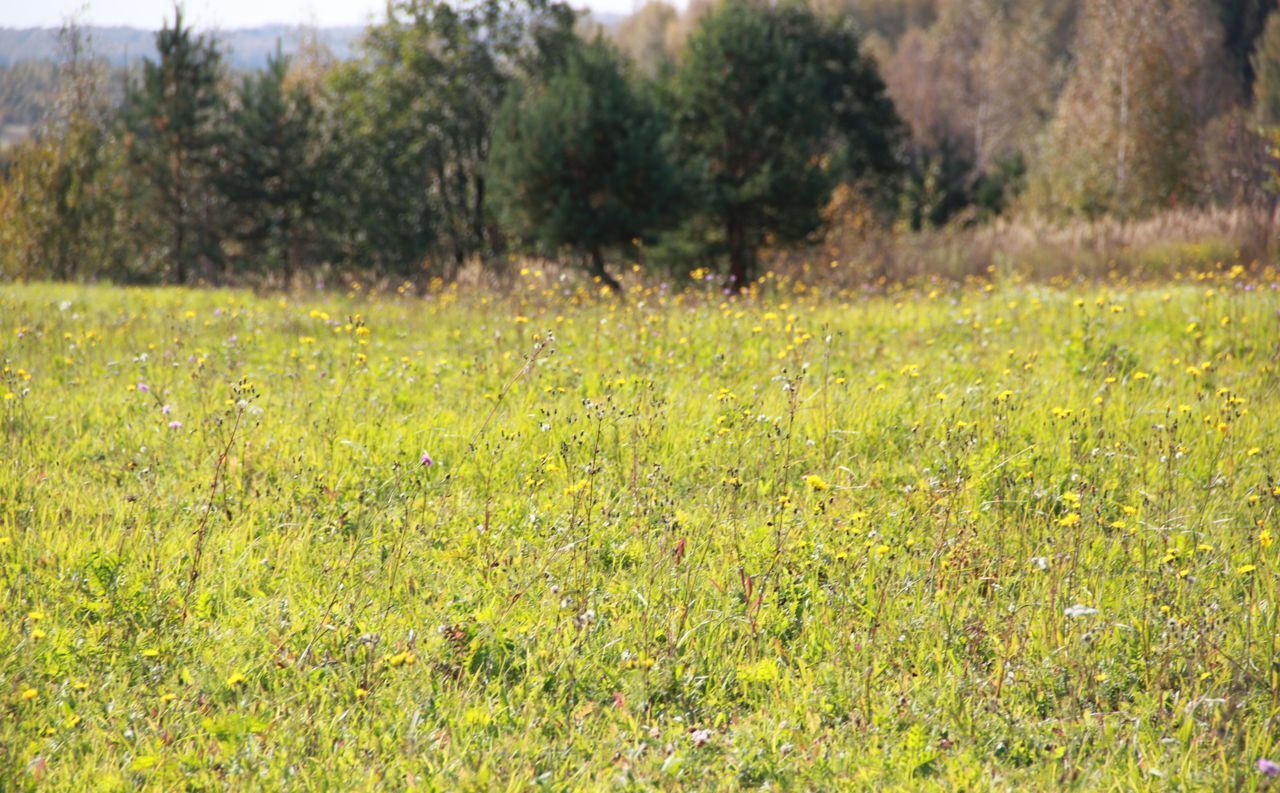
2 0 1279 290
617 0 1280 225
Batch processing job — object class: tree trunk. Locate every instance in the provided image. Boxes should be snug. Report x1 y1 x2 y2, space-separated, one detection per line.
725 218 752 292
174 211 187 285
589 248 623 294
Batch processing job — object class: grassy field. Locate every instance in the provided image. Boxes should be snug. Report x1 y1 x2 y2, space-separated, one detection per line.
2 271 1280 790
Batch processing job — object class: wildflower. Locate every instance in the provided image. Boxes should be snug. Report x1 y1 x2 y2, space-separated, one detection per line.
137 382 150 393
738 658 780 684
1058 512 1081 527
387 651 415 667
1259 759 1280 777
21 688 37 701
690 728 713 748
420 452 433 467
805 474 829 491
168 421 183 429
1237 564 1257 575
1260 529 1273 549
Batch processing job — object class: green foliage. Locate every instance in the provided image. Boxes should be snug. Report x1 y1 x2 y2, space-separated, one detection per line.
1253 10 1280 127
0 120 130 281
3 277 1280 787
119 7 228 283
324 0 578 279
217 48 328 281
666 0 901 287
489 37 678 291
0 24 131 282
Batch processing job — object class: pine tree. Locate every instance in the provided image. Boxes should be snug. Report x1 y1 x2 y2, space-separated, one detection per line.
667 0 901 289
218 46 325 283
121 6 227 283
1255 10 1280 127
489 37 677 292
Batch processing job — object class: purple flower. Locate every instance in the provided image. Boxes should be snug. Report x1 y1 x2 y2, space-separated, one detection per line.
137 383 150 393
420 452 433 467
1260 759 1280 777
162 404 172 415
689 728 712 748
168 420 183 429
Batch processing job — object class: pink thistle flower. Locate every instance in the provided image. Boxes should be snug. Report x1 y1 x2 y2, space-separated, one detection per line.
1260 759 1280 777
168 420 183 429
420 452 433 467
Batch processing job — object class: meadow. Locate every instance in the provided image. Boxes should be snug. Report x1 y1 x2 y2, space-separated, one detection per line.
2 269 1279 790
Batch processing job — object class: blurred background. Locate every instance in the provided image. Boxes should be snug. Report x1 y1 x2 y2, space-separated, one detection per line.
1 0 1277 289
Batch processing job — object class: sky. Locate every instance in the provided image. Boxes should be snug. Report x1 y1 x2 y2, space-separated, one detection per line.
3 0 640 30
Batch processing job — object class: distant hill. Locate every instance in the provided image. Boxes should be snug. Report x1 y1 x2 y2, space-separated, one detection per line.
0 25 365 69
0 12 625 70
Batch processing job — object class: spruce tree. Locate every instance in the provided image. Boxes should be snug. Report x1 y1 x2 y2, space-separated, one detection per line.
121 6 226 283
1255 11 1280 127
219 47 325 282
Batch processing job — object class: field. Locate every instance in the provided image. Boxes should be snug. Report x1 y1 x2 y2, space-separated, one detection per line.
2 272 1280 789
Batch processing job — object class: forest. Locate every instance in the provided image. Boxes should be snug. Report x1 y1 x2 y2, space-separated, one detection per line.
0 0 1278 289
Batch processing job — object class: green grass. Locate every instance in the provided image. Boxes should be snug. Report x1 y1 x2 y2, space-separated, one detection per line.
2 273 1279 789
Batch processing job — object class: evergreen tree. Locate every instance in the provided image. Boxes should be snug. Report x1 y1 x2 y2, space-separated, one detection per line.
120 6 227 283
489 38 677 292
325 0 577 279
1255 10 1280 127
667 0 901 289
219 46 326 282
